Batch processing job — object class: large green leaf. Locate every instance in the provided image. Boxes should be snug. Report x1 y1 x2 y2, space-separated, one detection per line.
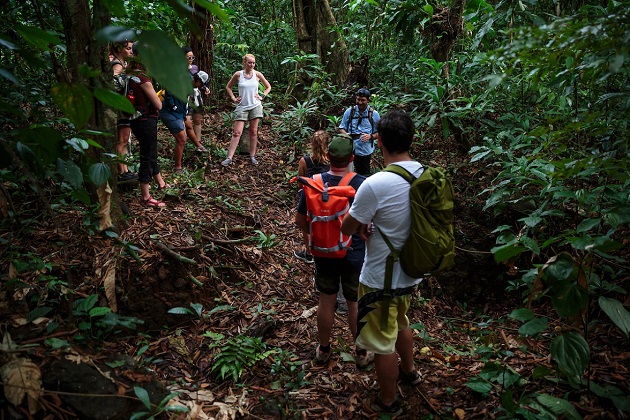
136 31 191 103
195 0 231 23
518 317 548 336
509 308 534 322
16 24 62 51
550 332 590 378
17 127 64 168
89 163 111 187
95 26 136 43
133 386 151 410
542 254 575 284
50 83 94 129
93 87 135 114
599 297 630 337
536 394 582 420
551 282 588 317
492 243 526 263
57 159 84 188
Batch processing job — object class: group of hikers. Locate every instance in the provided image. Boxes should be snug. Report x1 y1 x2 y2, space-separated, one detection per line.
293 109 425 417
109 41 271 207
110 41 426 416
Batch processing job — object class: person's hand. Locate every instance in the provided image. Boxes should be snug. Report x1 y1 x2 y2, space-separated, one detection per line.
360 133 371 143
231 96 240 103
357 223 374 241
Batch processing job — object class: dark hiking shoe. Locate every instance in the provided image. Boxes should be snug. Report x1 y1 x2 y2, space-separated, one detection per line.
369 395 403 417
399 366 423 386
313 344 331 365
117 172 138 184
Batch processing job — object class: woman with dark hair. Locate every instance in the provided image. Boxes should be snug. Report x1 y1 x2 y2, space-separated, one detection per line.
110 40 136 183
126 48 168 207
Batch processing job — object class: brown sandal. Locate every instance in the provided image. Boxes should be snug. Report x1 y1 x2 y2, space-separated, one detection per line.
141 197 166 208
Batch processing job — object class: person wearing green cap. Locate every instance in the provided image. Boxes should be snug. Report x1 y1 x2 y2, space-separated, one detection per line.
341 110 424 417
294 135 373 369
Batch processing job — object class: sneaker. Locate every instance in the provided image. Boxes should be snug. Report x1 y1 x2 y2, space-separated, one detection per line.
369 395 403 417
197 146 208 152
117 172 138 184
355 350 374 369
249 156 259 165
294 250 314 264
398 366 423 386
335 300 349 315
314 344 331 365
221 158 232 167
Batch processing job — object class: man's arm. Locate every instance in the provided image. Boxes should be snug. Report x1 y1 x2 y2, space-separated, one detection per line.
341 214 368 240
295 212 309 235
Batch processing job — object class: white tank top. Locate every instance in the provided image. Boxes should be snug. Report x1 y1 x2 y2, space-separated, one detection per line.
236 70 260 111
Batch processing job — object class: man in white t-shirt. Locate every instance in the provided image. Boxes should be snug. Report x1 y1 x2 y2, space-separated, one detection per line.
341 110 423 417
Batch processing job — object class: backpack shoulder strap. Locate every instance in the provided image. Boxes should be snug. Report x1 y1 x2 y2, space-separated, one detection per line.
338 172 357 187
384 164 416 184
313 173 324 186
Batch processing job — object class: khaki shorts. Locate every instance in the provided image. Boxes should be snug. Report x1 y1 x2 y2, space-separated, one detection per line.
234 104 263 121
355 283 414 354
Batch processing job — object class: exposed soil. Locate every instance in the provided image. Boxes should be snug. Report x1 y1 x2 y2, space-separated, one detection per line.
0 109 628 419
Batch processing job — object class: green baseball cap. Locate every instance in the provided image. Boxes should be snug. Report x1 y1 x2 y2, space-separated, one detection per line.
328 135 354 165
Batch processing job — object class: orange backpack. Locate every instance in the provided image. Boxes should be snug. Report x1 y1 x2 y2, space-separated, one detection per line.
296 172 357 258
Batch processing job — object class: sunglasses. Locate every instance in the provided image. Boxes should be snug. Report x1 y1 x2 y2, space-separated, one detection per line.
187 56 195 61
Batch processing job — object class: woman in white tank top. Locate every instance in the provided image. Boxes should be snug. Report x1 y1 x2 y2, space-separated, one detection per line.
222 54 272 166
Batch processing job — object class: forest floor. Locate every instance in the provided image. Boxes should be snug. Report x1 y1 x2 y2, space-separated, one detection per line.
1 109 628 419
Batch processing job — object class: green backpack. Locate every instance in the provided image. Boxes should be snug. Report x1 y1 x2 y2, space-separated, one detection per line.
378 164 455 329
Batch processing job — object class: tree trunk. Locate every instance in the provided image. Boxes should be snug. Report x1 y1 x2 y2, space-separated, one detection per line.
424 0 466 78
58 0 121 230
292 0 348 96
190 5 216 101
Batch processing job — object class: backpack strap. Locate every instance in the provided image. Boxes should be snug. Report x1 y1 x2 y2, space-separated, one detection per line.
338 171 357 187
375 164 419 331
367 106 374 133
348 106 356 134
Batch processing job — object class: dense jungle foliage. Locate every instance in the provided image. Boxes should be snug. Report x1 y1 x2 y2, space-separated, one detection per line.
0 0 628 418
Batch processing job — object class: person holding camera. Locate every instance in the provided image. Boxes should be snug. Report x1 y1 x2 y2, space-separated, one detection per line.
338 88 380 177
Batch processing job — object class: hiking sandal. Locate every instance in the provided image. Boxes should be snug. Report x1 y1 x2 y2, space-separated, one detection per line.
141 197 166 208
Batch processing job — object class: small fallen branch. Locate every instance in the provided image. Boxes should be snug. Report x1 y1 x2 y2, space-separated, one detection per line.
154 241 196 264
201 234 256 246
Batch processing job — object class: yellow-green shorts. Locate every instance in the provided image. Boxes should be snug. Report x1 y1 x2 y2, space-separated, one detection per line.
355 283 415 355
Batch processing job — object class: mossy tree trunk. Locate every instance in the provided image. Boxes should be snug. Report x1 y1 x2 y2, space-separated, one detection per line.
292 0 349 98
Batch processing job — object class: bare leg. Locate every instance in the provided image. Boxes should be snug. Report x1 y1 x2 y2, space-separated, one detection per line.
173 130 187 170
374 353 399 406
227 120 245 160
248 118 260 157
317 292 337 347
185 116 202 148
192 113 203 143
395 327 416 374
117 126 132 174
140 182 151 201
